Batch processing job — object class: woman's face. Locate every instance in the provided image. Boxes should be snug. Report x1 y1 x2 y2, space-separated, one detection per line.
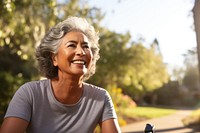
52 31 93 78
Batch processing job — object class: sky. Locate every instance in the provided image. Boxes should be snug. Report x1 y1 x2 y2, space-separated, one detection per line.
88 0 197 70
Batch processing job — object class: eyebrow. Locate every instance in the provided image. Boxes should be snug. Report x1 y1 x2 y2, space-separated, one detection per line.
65 40 89 45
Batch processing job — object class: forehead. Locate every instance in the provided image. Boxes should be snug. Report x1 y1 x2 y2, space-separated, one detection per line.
63 31 89 42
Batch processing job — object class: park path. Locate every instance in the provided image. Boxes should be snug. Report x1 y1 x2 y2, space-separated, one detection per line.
120 108 199 133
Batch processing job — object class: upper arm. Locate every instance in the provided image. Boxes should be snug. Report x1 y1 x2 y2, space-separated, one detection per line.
0 117 29 133
100 118 121 133
4 84 32 124
1 84 32 133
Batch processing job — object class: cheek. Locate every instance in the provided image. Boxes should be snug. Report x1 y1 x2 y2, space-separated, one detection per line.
88 50 93 60
86 50 93 66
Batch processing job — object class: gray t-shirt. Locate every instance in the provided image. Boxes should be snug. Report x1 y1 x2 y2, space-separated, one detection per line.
5 79 117 133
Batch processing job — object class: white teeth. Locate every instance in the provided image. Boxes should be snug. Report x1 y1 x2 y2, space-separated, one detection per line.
72 60 85 65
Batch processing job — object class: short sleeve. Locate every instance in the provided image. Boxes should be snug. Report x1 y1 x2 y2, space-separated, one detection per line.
101 90 117 122
4 83 32 122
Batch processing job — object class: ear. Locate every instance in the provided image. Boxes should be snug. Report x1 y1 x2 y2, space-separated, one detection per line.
52 54 58 66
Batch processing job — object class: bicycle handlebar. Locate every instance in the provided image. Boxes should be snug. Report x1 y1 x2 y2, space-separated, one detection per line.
144 123 155 133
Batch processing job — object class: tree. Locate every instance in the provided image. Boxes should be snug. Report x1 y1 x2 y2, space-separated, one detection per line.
122 41 169 102
87 29 132 87
182 48 200 91
88 32 169 103
156 48 200 107
193 0 200 83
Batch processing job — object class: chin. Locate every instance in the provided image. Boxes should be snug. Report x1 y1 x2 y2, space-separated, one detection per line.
73 70 87 76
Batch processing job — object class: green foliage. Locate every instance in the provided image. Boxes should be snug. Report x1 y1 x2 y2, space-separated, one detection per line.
0 0 54 121
125 43 169 91
88 29 132 87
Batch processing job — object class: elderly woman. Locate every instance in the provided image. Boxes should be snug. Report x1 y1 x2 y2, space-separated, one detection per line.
0 17 121 133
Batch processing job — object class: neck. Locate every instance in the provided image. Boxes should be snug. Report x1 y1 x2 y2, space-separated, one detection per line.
51 77 84 104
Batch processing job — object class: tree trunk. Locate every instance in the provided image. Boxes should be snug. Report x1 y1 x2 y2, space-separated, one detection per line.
193 0 200 83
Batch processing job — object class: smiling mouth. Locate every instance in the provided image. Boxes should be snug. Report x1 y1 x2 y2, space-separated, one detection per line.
71 60 86 65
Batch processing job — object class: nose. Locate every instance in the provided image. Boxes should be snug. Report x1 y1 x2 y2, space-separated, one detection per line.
76 46 86 56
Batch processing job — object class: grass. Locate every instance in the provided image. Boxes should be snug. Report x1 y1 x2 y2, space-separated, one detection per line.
182 108 200 126
124 106 177 119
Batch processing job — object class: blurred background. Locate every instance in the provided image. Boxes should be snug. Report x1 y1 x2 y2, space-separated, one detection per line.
1 0 200 131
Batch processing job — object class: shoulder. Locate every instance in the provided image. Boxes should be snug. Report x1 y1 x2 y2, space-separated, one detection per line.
83 83 110 99
16 79 49 96
21 79 49 88
20 78 48 89
84 83 107 93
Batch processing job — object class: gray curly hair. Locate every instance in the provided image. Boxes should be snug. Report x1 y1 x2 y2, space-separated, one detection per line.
36 17 100 80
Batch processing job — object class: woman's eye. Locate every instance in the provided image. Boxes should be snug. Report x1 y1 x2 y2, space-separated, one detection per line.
67 44 76 48
83 45 90 49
